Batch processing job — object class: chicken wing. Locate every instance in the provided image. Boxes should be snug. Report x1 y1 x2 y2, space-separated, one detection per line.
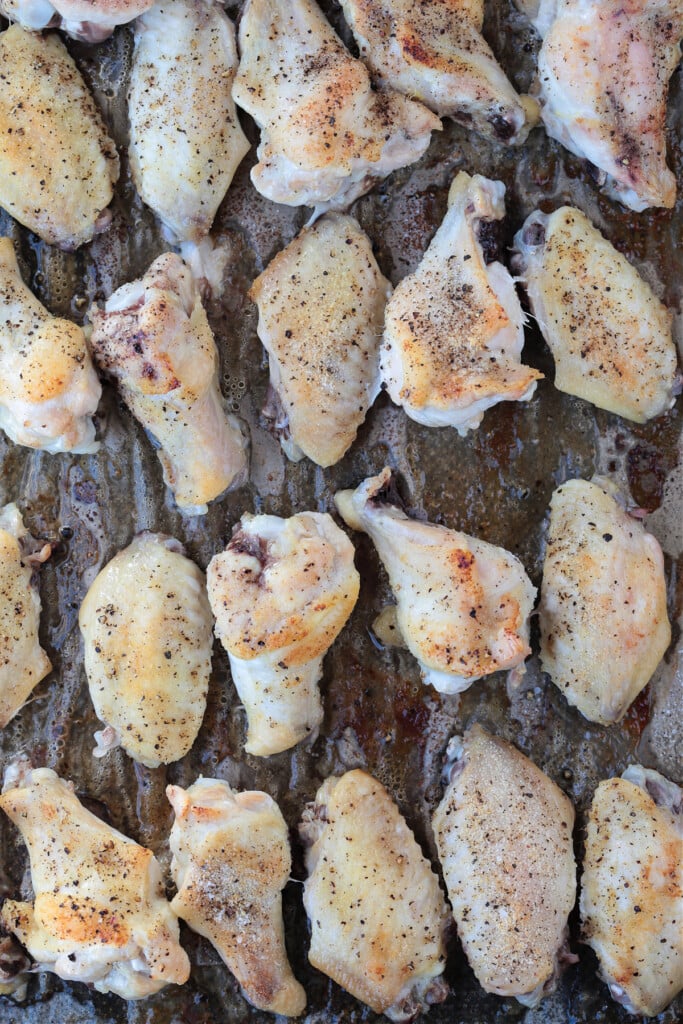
513 206 677 422
381 172 542 432
250 213 390 466
207 511 359 756
0 238 101 453
0 763 190 999
167 778 306 1016
79 533 213 768
335 468 536 694
231 0 440 211
532 0 683 211
300 769 449 1020
129 0 249 244
88 252 248 515
338 0 537 143
432 725 577 1006
581 765 682 1016
0 504 51 729
539 478 671 724
0 26 119 248
0 0 152 41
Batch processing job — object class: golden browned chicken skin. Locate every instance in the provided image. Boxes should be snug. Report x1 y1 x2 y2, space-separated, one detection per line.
0 26 119 248
168 778 306 1016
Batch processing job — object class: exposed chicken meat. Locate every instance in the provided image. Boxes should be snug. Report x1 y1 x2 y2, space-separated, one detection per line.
231 0 440 212
250 212 390 466
381 172 542 432
0 763 190 999
89 252 248 515
513 205 677 422
207 511 359 755
0 0 152 41
0 26 119 248
167 778 306 1016
335 468 536 694
300 769 449 1020
79 533 213 768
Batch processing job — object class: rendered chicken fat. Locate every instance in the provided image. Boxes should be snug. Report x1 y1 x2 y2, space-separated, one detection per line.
581 766 683 1016
232 0 440 211
335 468 536 693
129 0 249 243
0 764 190 999
0 504 51 729
300 769 449 1019
207 511 359 755
532 0 683 210
0 238 101 453
250 213 390 466
168 779 306 1016
89 252 248 514
79 533 213 767
433 725 577 1006
381 172 542 432
0 26 119 248
539 478 671 724
513 206 677 422
339 0 537 142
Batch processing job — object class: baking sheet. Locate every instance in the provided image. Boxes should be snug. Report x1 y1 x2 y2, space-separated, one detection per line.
0 1 682 1021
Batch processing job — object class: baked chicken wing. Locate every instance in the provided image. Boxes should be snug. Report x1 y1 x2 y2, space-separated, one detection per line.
89 252 248 515
250 212 390 466
129 0 249 244
0 0 152 41
0 504 51 729
207 511 359 756
432 725 577 1006
381 172 541 432
0 237 101 453
581 765 683 1016
335 468 536 694
231 0 440 211
532 0 683 211
0 763 190 999
79 533 213 768
0 26 119 248
539 478 671 724
167 778 306 1016
300 769 449 1020
338 0 537 143
513 205 677 422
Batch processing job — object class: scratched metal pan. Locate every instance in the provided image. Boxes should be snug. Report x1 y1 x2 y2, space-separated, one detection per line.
0 0 681 1022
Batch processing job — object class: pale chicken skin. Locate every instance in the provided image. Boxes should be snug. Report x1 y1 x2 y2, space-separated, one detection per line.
338 0 537 143
79 533 213 768
129 0 249 244
532 0 683 211
232 0 440 211
0 504 51 729
0 238 101 453
300 770 449 1020
0 26 119 248
89 253 248 515
432 725 577 1006
382 174 540 430
167 779 306 1016
539 478 671 724
581 766 683 1016
207 512 359 756
0 0 153 41
335 468 536 694
250 213 390 467
0 763 190 999
513 206 677 422
381 173 542 433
